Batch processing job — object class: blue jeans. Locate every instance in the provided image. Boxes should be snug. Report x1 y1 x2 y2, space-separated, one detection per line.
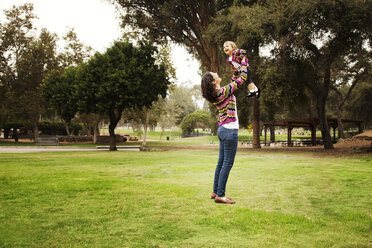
213 126 238 197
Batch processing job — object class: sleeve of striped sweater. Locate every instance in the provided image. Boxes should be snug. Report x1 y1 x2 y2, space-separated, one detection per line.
217 70 246 101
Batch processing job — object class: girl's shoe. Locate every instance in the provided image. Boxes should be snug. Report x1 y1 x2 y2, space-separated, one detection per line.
247 88 260 99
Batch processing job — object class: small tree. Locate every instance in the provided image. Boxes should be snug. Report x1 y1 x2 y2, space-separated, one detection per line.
180 111 211 136
42 67 79 136
77 40 171 150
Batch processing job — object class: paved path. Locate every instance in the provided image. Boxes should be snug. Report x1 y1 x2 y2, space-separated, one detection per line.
0 146 140 153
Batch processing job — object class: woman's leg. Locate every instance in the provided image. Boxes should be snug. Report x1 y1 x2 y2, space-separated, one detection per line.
217 128 238 197
213 126 224 194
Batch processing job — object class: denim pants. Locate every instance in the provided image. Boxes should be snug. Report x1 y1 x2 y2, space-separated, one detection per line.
213 126 238 197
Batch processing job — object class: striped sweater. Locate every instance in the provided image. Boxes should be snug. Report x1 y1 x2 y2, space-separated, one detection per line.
213 70 246 126
226 49 249 70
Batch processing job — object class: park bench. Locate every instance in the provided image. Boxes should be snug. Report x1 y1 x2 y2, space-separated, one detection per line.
36 137 59 146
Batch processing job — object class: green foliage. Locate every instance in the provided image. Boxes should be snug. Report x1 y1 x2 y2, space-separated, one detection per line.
345 80 372 127
75 40 171 149
38 121 82 136
77 40 170 114
168 86 197 124
180 111 211 134
207 0 372 149
42 67 79 124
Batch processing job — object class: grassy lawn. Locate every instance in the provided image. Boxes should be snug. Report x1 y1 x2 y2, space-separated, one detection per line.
0 149 371 247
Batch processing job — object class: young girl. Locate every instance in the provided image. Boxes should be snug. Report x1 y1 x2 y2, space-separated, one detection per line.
223 41 260 98
200 69 247 204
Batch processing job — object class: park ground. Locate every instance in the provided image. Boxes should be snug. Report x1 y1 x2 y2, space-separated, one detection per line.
0 131 371 247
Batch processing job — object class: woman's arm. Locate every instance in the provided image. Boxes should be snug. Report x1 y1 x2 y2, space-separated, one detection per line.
216 70 246 102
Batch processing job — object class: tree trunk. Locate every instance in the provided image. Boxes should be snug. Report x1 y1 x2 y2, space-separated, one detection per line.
252 97 261 148
108 121 117 151
332 73 363 140
130 119 137 132
93 121 100 145
160 127 165 140
63 121 71 136
108 108 124 151
252 43 261 149
93 114 101 144
83 122 92 137
270 124 275 143
33 120 39 141
336 105 345 139
316 98 333 149
142 111 150 146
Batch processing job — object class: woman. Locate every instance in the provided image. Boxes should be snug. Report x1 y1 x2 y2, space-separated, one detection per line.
201 69 247 204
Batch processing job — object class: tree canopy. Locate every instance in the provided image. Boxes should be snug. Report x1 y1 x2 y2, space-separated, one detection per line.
180 110 211 135
76 40 171 150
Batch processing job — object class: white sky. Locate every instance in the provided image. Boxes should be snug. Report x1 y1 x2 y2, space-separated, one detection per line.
0 0 201 86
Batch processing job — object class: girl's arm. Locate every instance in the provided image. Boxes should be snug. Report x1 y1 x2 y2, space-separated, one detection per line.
238 49 248 67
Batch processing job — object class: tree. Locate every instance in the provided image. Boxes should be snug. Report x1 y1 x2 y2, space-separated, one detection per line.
42 67 79 136
168 86 197 124
42 28 92 137
180 111 211 135
206 2 273 148
77 40 171 150
114 0 233 72
59 28 92 68
344 80 372 129
16 29 59 140
0 4 71 140
0 3 36 130
267 0 372 149
331 51 371 138
155 97 181 139
114 0 268 147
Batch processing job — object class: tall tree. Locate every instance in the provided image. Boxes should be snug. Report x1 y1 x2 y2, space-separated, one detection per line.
59 28 92 68
271 0 371 149
42 29 92 137
1 4 61 140
114 0 236 72
206 3 272 148
42 67 79 136
344 80 372 128
113 0 267 147
16 29 59 140
168 86 197 124
0 3 35 129
331 51 371 138
77 40 171 150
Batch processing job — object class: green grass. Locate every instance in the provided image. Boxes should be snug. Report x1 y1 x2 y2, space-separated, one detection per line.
0 149 371 247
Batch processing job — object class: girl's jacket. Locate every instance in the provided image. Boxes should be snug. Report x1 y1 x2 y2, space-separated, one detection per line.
226 49 249 70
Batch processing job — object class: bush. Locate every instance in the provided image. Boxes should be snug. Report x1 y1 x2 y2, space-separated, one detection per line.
180 111 211 135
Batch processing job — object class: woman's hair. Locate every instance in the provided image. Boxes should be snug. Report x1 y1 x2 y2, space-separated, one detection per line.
201 72 218 103
223 40 237 50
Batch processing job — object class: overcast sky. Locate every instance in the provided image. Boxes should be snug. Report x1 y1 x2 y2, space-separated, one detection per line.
0 0 201 86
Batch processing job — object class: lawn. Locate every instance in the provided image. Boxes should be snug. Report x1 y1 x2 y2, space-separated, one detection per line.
0 149 371 247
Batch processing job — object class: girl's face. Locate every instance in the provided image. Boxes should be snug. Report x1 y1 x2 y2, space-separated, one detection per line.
224 43 234 55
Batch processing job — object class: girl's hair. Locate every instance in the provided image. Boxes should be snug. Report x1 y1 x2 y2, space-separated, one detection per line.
201 72 218 103
223 40 237 50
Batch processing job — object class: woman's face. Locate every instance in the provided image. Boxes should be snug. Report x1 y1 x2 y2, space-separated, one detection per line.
210 72 221 87
224 43 234 55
